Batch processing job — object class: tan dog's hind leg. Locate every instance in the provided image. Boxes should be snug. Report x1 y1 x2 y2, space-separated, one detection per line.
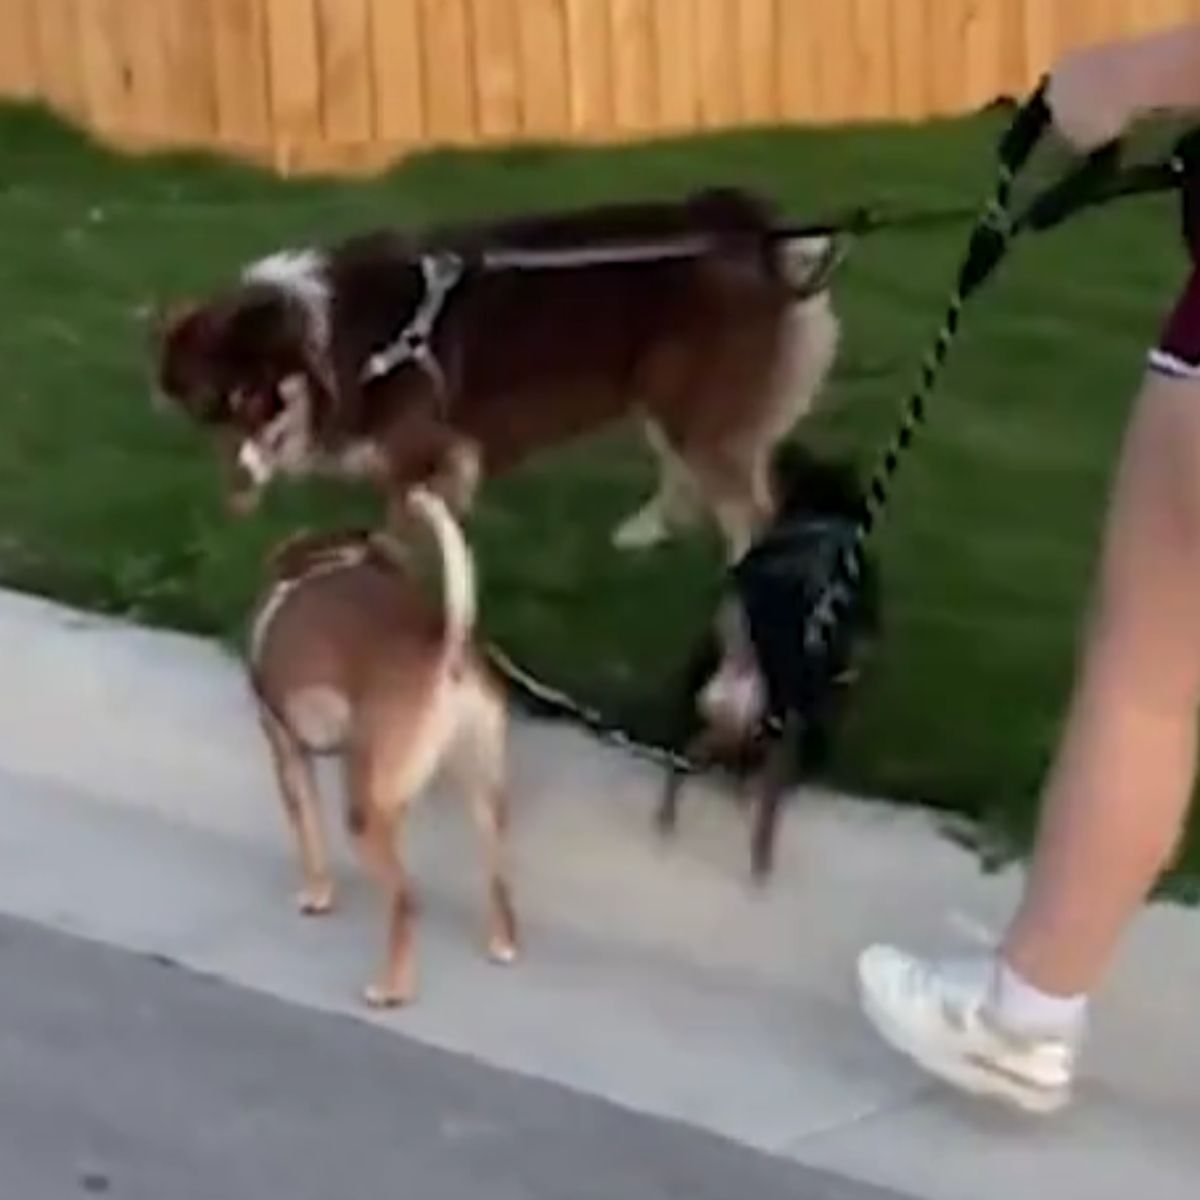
345 749 417 1008
447 675 519 965
259 709 335 915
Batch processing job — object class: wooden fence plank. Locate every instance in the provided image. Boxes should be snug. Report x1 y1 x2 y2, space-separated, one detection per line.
210 0 272 149
809 0 857 121
161 0 218 142
850 0 893 119
776 0 819 123
996 0 1029 97
518 0 570 136
654 0 697 130
925 0 966 116
563 0 613 137
610 0 655 132
1021 0 1057 79
962 0 1005 110
317 0 373 145
0 0 36 98
76 0 135 136
368 0 423 144
119 0 169 139
419 0 474 143
468 0 519 139
890 0 930 120
737 0 777 125
32 0 86 117
264 0 322 168
696 0 738 128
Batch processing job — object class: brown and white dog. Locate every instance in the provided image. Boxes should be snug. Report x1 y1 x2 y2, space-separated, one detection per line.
248 489 516 1008
155 186 841 561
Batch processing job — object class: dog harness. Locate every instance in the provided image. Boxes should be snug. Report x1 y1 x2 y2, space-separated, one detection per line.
361 251 467 398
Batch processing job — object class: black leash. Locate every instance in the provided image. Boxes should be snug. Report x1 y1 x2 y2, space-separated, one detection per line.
459 91 1198 776
754 90 1194 753
766 85 1057 703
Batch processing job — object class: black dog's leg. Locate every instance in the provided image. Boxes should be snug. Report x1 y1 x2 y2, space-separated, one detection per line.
657 725 725 837
657 633 723 838
750 717 800 882
657 762 687 836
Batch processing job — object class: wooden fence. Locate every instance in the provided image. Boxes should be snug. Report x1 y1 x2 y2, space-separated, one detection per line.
0 1 1198 175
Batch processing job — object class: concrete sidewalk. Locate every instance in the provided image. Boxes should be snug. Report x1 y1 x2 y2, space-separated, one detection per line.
0 587 1197 1199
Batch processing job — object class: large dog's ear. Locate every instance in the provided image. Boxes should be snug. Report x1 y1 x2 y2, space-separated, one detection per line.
155 298 229 419
156 300 214 353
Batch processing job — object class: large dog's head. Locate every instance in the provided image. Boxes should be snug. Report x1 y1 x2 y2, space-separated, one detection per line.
155 253 335 512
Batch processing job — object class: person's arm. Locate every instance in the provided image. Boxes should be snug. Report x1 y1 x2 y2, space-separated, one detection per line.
1049 23 1200 151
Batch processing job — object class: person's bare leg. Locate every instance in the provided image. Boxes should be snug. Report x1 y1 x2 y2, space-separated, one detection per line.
856 15 1200 1115
857 368 1200 1114
1003 369 1200 993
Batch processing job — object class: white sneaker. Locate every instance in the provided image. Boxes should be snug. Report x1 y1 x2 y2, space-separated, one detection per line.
857 946 1078 1115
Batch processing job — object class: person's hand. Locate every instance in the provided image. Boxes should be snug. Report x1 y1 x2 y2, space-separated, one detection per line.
1047 42 1135 152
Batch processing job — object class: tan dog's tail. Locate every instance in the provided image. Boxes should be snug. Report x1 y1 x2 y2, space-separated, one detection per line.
404 486 477 664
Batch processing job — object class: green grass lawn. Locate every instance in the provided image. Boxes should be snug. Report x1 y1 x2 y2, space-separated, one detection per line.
2 101 1198 891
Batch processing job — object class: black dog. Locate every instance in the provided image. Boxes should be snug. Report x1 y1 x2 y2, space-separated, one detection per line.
657 440 880 878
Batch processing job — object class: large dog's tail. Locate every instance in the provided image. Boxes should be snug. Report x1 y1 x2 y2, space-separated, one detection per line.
403 486 477 666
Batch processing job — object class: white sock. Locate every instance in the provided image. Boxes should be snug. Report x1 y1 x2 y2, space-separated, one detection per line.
989 960 1089 1041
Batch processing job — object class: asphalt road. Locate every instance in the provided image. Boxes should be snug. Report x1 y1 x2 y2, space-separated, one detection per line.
0 915 907 1200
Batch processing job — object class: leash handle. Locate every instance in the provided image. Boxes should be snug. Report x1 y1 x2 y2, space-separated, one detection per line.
998 79 1052 174
1021 142 1124 232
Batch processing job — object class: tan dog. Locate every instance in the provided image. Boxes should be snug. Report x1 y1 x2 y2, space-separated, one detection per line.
248 489 516 1007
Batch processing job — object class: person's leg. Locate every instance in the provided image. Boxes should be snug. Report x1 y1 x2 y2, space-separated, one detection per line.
858 359 1200 1113
1002 369 1200 993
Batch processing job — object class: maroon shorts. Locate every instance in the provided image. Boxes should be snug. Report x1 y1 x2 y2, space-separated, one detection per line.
1151 267 1200 379
1150 179 1200 379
